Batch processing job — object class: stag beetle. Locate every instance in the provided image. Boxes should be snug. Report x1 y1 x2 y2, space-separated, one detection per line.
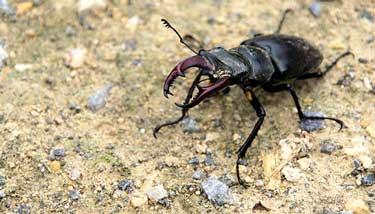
153 10 353 186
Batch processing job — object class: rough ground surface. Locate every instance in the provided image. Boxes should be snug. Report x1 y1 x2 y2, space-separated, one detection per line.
0 0 374 213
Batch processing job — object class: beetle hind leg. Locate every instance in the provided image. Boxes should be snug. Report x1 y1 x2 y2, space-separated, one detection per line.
263 84 345 131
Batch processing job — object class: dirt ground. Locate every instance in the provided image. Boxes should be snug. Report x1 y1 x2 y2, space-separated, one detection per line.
0 0 374 213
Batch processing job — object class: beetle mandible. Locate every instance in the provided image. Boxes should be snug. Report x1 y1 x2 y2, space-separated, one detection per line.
153 10 353 186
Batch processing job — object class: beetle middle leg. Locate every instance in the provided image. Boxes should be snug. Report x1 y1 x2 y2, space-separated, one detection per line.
153 72 203 138
236 88 266 186
263 84 345 130
297 51 354 80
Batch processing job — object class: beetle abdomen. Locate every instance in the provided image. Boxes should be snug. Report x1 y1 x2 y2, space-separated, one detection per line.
241 34 323 80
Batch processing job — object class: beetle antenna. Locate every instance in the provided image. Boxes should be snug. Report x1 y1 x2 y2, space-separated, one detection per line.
161 19 199 55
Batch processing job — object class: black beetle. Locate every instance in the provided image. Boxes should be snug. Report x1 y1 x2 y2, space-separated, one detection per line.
154 10 353 186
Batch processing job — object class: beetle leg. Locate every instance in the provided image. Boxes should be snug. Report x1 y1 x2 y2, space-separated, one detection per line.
236 88 266 186
297 51 354 80
275 9 292 34
263 84 345 131
153 72 202 138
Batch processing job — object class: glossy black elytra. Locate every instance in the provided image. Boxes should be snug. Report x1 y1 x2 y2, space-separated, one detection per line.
153 10 353 186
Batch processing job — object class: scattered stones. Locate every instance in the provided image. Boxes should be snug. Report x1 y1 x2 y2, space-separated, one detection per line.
69 168 81 181
50 161 61 173
281 165 304 182
0 175 5 187
309 1 322 17
192 170 205 180
345 199 370 214
182 117 200 133
87 84 113 112
188 157 200 165
0 0 15 16
78 0 107 12
204 153 215 166
15 204 31 214
358 58 369 64
337 71 355 87
299 111 325 132
117 179 135 193
361 174 375 186
69 189 80 201
201 176 234 206
64 48 87 69
0 42 8 69
359 9 374 22
218 174 236 187
146 185 168 202
65 26 76 37
320 140 339 154
49 148 65 160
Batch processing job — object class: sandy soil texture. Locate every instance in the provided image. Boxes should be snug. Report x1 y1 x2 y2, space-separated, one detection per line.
0 0 374 213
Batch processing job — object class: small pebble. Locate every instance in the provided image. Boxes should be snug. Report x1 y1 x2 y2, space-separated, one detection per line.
182 117 200 133
0 42 8 69
130 192 148 207
146 185 168 202
65 26 76 37
201 176 234 206
68 102 81 113
299 111 326 132
218 174 236 187
157 198 172 208
15 204 31 214
64 48 87 69
358 58 368 64
69 189 80 201
0 175 5 186
0 190 5 199
87 84 113 112
309 1 322 17
50 161 61 173
361 174 375 186
320 140 338 154
188 157 200 165
117 179 134 192
281 165 304 182
359 9 374 22
0 0 15 16
192 170 205 180
69 168 81 181
204 153 215 166
49 148 65 160
78 0 107 12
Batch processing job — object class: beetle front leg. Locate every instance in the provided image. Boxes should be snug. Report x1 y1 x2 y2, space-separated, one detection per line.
237 88 266 186
153 72 202 138
263 84 345 131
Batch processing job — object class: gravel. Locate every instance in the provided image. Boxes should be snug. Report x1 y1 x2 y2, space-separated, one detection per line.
361 174 375 186
0 42 8 69
87 84 113 112
69 190 80 201
320 140 338 154
192 170 206 180
182 117 200 133
309 1 322 17
299 111 326 132
201 177 234 206
117 179 135 192
146 185 168 202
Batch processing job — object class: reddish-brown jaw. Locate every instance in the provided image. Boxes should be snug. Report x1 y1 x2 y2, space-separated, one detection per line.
163 55 232 109
163 55 214 98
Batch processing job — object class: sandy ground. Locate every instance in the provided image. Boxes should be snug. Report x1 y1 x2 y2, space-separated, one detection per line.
0 0 374 213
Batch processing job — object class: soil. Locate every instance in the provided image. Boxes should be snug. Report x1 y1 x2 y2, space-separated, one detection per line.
0 0 374 213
